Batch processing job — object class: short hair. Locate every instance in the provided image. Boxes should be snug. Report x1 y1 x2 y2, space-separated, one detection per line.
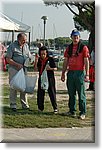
17 32 27 40
39 46 49 56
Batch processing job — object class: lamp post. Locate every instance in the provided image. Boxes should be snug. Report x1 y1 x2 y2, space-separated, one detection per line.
41 16 48 46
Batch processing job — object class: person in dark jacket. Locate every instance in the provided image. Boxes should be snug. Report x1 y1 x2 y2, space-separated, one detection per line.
36 46 58 113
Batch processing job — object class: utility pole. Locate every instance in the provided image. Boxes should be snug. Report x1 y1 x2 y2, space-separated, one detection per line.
41 16 48 46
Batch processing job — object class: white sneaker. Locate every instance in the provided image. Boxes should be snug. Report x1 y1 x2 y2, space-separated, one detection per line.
80 114 85 120
54 109 58 114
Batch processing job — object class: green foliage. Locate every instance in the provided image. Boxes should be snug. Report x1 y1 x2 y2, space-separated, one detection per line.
43 1 95 32
43 0 95 51
54 37 72 48
73 3 95 32
73 15 87 31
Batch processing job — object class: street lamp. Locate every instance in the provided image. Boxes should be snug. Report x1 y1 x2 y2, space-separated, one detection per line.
41 16 48 46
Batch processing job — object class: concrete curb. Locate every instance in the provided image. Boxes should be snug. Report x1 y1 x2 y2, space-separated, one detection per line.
1 127 95 143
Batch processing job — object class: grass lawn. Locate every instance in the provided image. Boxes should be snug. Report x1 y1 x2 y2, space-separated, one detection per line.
1 85 95 128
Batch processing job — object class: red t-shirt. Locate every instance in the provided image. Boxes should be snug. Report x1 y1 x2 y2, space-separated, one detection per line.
64 44 89 70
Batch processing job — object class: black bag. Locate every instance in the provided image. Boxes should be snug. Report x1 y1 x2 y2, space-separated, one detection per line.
68 41 85 57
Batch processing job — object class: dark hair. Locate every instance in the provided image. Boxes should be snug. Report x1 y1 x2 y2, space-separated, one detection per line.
68 41 85 57
39 46 49 56
17 32 27 40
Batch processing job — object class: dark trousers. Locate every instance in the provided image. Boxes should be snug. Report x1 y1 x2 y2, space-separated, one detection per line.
37 77 57 111
89 82 95 90
66 70 86 115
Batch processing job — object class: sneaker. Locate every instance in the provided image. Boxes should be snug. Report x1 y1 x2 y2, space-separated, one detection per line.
22 107 29 110
80 114 85 120
65 111 76 117
54 109 58 114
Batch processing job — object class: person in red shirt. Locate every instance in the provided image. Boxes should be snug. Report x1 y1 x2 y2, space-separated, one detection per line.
61 29 89 120
86 48 95 91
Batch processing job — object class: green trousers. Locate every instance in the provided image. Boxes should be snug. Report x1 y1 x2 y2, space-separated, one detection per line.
66 70 86 115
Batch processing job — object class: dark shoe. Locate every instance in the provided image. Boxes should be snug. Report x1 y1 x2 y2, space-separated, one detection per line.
65 111 76 117
38 109 43 113
11 108 17 112
86 88 95 91
22 107 30 110
86 88 91 91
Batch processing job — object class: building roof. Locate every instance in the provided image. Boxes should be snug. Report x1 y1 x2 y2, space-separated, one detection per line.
0 12 31 32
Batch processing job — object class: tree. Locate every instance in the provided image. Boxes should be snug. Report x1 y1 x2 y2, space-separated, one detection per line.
43 0 95 53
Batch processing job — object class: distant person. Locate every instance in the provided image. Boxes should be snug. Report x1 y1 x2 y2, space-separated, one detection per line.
61 29 90 120
36 46 58 113
0 42 7 71
86 48 95 91
34 42 43 70
0 42 6 53
6 33 32 111
37 42 43 48
37 42 43 55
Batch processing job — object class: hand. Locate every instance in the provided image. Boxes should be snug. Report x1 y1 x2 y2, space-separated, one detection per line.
16 64 23 70
61 73 65 82
84 75 90 82
54 68 57 71
30 55 35 64
46 65 52 70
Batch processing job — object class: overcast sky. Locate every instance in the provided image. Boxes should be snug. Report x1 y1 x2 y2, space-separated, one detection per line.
1 0 90 41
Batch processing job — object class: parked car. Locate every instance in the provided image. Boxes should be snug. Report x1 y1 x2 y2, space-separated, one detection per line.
48 50 53 57
48 50 60 62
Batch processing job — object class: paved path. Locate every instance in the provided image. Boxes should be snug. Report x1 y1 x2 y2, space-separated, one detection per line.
1 127 94 143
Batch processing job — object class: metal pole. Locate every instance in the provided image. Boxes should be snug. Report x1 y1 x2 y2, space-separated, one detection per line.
41 16 48 46
28 32 30 49
12 31 14 42
32 25 34 42
44 20 46 46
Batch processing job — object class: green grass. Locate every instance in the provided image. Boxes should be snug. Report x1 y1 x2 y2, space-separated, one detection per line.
1 85 95 128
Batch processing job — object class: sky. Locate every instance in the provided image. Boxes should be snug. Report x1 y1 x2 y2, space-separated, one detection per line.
0 0 90 41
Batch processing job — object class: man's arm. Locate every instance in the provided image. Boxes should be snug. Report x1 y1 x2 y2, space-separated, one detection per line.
6 58 23 70
61 57 68 82
84 57 89 81
33 55 39 71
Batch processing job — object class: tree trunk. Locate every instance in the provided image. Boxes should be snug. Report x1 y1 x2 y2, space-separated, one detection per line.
88 28 95 54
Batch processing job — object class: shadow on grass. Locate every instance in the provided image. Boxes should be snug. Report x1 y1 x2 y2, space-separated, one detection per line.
2 106 76 119
2 106 95 128
2 106 57 116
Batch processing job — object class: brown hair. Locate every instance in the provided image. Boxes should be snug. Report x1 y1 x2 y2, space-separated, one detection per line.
17 32 27 40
